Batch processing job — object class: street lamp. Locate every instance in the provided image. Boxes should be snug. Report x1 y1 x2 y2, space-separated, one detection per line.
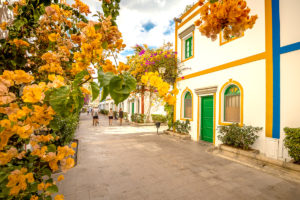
158 67 166 75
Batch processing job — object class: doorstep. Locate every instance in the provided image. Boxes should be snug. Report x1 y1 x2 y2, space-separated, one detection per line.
212 144 300 183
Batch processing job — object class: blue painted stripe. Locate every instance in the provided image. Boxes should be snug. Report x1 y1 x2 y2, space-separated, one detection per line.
272 0 280 139
280 42 300 54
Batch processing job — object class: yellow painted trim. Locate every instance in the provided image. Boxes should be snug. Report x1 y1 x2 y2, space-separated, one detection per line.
180 87 194 121
178 9 201 30
218 79 244 126
181 31 195 63
265 0 273 138
219 31 245 46
179 2 199 20
177 52 266 82
173 22 178 124
213 93 216 145
197 96 200 141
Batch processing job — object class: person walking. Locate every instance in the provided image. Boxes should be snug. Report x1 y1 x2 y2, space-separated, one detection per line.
108 108 113 126
92 107 99 126
119 108 123 125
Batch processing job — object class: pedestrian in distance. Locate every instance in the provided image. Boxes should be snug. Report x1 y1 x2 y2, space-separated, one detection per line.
92 107 99 126
119 108 123 125
108 108 113 126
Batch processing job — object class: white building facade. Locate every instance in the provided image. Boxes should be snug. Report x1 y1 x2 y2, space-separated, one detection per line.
174 0 300 161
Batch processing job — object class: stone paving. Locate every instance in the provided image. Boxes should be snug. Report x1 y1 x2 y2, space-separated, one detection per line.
57 114 300 200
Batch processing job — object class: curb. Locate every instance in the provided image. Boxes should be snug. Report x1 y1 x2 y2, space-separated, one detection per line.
212 145 300 183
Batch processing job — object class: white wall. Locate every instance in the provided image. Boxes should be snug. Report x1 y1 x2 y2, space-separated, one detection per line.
176 59 266 151
178 0 265 76
280 0 300 47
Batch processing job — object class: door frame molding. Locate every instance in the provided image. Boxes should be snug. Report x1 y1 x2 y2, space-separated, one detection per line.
197 93 216 145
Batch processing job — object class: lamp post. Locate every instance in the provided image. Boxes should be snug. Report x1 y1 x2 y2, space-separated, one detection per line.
158 67 166 75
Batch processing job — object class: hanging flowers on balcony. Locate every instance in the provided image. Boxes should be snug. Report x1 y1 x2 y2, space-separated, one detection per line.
194 0 258 41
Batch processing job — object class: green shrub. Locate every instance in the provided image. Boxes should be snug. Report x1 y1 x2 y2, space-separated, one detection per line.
164 104 174 130
151 114 167 123
174 120 191 134
123 112 129 120
50 114 79 146
100 109 108 115
284 127 300 163
131 113 146 123
218 124 262 150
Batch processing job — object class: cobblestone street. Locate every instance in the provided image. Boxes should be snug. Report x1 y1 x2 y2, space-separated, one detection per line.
57 114 300 200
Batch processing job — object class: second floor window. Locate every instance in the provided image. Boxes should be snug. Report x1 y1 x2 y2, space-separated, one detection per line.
185 36 193 59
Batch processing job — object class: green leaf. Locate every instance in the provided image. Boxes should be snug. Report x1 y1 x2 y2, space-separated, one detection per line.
47 144 56 152
114 73 136 94
102 41 108 49
98 70 114 87
46 185 58 193
73 70 89 87
100 86 109 102
90 81 100 101
48 86 71 117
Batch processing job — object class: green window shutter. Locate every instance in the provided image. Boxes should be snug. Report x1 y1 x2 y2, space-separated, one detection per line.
189 37 193 57
185 39 188 59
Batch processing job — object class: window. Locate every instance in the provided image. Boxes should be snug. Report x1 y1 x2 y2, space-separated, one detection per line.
219 30 244 46
184 92 192 119
224 85 240 122
185 36 193 59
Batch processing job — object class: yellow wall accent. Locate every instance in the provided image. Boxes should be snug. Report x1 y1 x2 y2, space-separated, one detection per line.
177 52 266 82
197 96 200 141
174 22 178 124
181 31 195 62
178 9 201 29
180 87 194 121
213 93 216 145
180 3 199 20
218 79 244 126
265 0 273 138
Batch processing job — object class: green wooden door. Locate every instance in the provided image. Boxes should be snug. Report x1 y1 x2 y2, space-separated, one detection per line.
201 96 214 143
132 102 134 114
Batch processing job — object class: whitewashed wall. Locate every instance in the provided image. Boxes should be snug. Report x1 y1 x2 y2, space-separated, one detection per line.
178 0 265 76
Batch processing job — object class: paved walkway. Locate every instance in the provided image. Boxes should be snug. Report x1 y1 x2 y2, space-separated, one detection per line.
57 114 300 200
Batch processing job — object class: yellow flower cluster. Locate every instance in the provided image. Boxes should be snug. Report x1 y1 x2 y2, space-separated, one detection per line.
141 72 178 105
0 147 25 165
6 168 34 196
12 39 29 47
117 62 130 72
72 0 91 15
80 87 91 95
40 52 64 75
1 70 34 86
102 59 118 74
0 22 7 30
194 0 258 41
22 84 45 103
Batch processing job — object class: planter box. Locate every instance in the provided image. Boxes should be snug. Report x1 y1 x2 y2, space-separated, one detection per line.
163 130 191 140
217 144 300 173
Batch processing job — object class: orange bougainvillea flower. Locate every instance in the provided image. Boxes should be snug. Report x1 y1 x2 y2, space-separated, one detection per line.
57 175 64 182
22 84 45 103
55 194 64 200
48 33 60 42
12 39 29 48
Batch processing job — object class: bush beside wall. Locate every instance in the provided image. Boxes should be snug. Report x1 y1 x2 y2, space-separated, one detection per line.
284 127 300 163
151 114 167 123
218 124 262 150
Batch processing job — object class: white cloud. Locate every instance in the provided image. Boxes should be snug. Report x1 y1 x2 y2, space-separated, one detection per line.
68 0 197 62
